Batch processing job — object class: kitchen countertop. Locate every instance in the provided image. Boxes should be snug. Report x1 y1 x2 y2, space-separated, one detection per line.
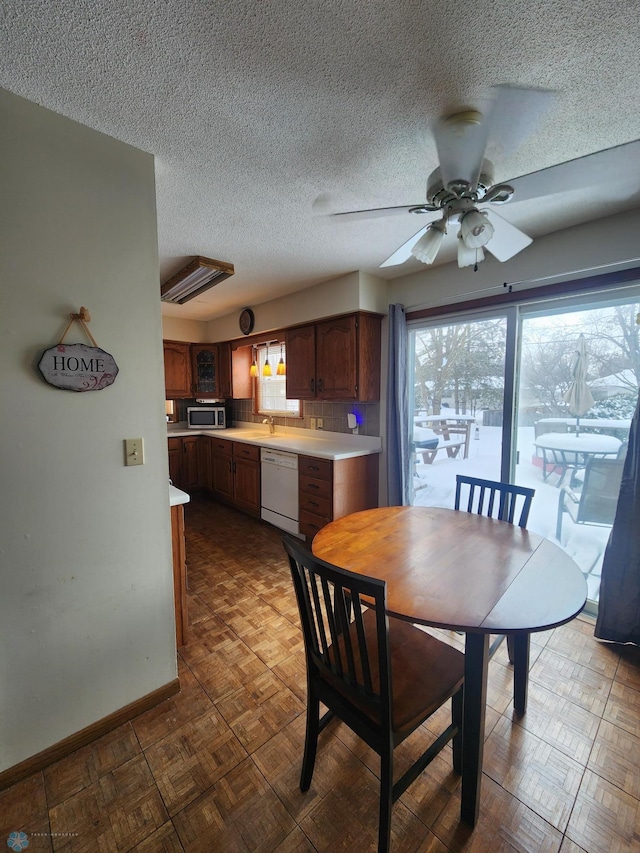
167 424 382 461
169 484 191 506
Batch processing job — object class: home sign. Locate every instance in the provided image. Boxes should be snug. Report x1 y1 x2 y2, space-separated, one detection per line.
38 343 119 392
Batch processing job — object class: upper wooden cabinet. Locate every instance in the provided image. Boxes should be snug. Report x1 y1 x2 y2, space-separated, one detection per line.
164 340 233 399
163 341 192 398
191 343 232 399
285 312 382 401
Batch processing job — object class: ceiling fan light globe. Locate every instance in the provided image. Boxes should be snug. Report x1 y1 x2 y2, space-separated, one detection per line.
460 210 494 248
457 235 485 268
411 222 446 264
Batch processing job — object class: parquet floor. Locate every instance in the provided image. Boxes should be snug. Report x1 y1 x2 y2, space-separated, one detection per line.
3 497 640 852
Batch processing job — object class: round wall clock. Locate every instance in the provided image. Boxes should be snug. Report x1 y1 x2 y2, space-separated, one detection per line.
239 307 255 335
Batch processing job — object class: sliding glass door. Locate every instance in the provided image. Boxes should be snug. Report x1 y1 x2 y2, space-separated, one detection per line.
514 295 639 611
410 312 509 508
408 284 640 614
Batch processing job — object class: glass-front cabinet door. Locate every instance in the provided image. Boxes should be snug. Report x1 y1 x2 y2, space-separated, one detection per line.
191 345 218 396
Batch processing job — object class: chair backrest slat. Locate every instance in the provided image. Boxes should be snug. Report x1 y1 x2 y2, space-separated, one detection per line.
455 475 535 528
283 534 389 718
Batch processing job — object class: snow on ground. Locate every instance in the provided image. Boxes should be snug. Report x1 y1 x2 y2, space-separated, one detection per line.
412 425 609 604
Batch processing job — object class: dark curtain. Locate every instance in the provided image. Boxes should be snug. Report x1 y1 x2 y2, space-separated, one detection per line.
595 389 640 644
386 304 411 506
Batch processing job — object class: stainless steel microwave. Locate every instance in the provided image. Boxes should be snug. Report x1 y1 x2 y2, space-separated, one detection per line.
187 406 227 429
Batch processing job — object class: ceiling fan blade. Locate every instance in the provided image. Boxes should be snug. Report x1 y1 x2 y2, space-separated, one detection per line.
433 110 489 189
483 210 532 262
484 85 556 161
508 139 640 204
380 226 429 267
326 204 436 222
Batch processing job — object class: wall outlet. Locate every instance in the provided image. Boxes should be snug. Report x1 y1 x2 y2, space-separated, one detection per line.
310 417 317 430
317 418 324 429
125 438 144 466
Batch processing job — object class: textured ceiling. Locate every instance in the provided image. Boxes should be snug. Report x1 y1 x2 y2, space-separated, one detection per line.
2 0 640 321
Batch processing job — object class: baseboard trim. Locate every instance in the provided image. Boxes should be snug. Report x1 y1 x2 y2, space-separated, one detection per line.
0 678 180 792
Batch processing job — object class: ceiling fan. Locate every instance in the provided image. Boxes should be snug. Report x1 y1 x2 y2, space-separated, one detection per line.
324 86 639 271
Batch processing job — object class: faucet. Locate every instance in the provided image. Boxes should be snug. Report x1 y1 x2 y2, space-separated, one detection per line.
262 416 275 434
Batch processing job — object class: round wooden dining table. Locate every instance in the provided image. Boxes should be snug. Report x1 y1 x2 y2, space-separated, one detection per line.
312 505 587 827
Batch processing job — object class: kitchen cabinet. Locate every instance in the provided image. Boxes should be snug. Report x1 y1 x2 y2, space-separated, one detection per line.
198 435 212 491
298 453 379 539
168 435 204 491
191 343 232 399
210 436 234 501
231 346 253 399
232 442 261 516
163 340 192 398
181 436 200 490
285 312 382 401
208 437 260 515
168 437 183 487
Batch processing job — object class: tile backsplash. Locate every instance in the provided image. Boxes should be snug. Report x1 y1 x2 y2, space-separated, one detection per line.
232 399 380 437
170 398 380 437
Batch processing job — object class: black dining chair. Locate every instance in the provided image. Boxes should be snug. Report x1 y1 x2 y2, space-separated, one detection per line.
454 474 536 667
282 534 464 853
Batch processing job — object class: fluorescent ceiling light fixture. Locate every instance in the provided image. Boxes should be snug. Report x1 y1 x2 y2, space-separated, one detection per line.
161 256 234 304
411 221 446 264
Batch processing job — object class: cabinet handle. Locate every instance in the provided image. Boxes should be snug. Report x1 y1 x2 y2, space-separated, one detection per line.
308 483 319 490
308 465 319 471
318 378 323 392
310 378 315 393
308 500 319 507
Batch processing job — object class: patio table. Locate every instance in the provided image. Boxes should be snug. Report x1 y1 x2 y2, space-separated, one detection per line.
533 431 622 485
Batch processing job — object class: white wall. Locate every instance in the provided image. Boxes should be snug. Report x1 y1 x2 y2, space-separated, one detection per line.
162 315 208 343
0 89 176 772
389 208 640 312
204 271 389 342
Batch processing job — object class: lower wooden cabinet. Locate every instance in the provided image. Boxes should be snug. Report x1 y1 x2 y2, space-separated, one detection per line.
232 442 261 516
168 437 378 540
208 437 260 515
168 435 201 491
168 438 182 487
298 453 379 539
210 436 233 500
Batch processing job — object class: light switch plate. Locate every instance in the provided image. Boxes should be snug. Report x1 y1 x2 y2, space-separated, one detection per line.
310 417 317 430
125 438 144 466
317 418 324 429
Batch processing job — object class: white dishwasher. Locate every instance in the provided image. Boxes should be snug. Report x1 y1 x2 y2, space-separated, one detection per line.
261 448 300 535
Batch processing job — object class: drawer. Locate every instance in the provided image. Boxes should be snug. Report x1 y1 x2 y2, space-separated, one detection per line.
210 437 232 456
168 437 181 451
298 456 332 480
299 509 331 539
233 442 260 462
299 474 331 500
299 491 331 517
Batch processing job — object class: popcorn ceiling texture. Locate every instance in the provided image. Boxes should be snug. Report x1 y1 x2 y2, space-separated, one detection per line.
1 0 639 321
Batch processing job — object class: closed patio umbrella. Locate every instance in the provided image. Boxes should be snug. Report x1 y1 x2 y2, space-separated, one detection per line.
563 334 594 436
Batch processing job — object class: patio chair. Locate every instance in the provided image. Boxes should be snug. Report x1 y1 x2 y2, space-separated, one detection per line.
454 475 536 666
282 534 464 853
555 456 624 542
